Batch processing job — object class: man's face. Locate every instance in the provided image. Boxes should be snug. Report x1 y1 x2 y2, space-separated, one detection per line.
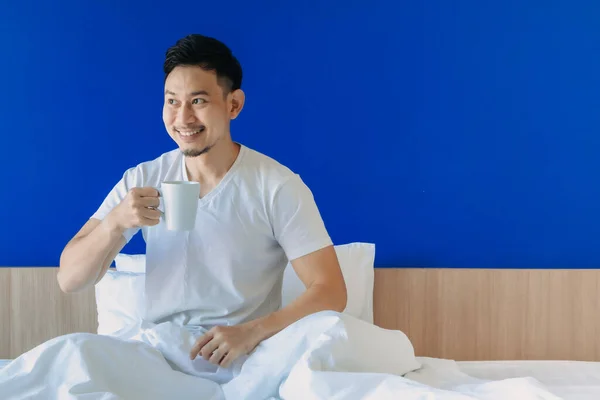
163 66 233 157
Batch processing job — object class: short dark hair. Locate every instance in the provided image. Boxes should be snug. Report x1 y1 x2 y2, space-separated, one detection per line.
163 34 242 93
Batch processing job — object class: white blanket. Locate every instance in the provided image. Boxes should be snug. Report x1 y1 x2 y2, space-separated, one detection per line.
0 311 561 400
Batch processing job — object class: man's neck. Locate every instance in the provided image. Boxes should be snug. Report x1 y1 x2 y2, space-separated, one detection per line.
184 139 240 195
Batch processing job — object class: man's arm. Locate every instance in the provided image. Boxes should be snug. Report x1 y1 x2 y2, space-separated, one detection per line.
250 244 347 338
190 245 347 368
58 187 161 293
57 217 127 293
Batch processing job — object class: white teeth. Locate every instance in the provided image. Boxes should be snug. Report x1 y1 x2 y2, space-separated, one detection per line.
179 129 202 137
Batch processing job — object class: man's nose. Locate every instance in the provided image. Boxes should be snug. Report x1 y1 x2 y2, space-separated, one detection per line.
176 103 197 124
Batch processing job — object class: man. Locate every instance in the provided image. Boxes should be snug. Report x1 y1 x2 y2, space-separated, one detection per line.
58 34 347 370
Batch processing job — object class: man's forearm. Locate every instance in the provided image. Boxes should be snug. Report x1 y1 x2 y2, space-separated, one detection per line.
247 282 347 342
58 217 125 293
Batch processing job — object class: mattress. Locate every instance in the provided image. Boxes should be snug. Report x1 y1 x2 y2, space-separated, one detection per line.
457 360 600 400
405 357 600 400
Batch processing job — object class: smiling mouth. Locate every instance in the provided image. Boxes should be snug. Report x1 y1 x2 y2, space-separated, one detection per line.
176 126 205 138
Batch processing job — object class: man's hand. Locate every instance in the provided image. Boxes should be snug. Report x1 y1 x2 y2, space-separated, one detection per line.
106 187 161 232
190 323 263 368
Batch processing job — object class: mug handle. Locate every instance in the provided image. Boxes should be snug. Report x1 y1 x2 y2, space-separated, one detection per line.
151 186 164 220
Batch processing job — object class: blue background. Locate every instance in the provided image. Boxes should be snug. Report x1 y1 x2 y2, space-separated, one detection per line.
1 1 599 268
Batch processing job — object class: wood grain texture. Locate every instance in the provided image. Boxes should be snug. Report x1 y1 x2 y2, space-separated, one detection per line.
5 268 97 359
373 268 600 361
0 269 11 359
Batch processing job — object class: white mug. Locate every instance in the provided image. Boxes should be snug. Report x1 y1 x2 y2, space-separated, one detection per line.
155 181 200 231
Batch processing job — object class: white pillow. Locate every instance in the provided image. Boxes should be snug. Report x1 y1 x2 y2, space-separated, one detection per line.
113 242 376 323
114 253 146 273
95 269 145 336
282 242 375 323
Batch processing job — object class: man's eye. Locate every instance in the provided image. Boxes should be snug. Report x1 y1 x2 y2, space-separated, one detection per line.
192 98 206 104
168 99 178 105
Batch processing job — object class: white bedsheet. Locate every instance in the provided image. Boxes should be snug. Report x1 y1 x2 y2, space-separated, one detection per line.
0 311 561 400
404 357 600 400
0 359 11 370
458 360 600 400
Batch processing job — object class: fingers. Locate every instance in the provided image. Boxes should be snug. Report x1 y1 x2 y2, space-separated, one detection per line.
129 189 160 209
131 207 161 228
219 351 238 368
138 207 162 220
190 332 214 360
199 338 220 361
126 189 161 225
138 196 160 208
188 326 245 368
131 187 160 198
209 347 227 365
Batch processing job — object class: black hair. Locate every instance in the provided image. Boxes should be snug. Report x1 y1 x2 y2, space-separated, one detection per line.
163 34 242 93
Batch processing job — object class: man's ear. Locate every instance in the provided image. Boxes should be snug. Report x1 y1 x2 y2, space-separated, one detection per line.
229 89 245 120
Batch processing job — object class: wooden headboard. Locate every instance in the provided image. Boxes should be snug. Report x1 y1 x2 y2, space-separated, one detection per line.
374 268 599 361
1 268 97 359
2 267 599 361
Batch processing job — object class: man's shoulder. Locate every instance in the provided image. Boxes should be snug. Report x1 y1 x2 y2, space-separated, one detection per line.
241 145 297 185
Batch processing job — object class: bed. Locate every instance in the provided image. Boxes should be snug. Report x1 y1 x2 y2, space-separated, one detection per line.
1 266 600 399
457 360 600 399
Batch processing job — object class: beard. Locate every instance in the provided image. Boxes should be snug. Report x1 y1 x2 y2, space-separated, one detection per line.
182 144 214 158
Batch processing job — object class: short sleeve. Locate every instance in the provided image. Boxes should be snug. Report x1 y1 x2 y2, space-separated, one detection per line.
90 168 140 243
271 174 333 261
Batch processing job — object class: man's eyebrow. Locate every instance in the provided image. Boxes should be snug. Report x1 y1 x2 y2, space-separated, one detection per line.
190 90 210 96
164 90 210 96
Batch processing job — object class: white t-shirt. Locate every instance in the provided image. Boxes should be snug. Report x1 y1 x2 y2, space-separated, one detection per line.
92 144 333 327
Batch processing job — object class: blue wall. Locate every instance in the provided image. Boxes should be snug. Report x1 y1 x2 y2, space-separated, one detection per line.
2 1 600 268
